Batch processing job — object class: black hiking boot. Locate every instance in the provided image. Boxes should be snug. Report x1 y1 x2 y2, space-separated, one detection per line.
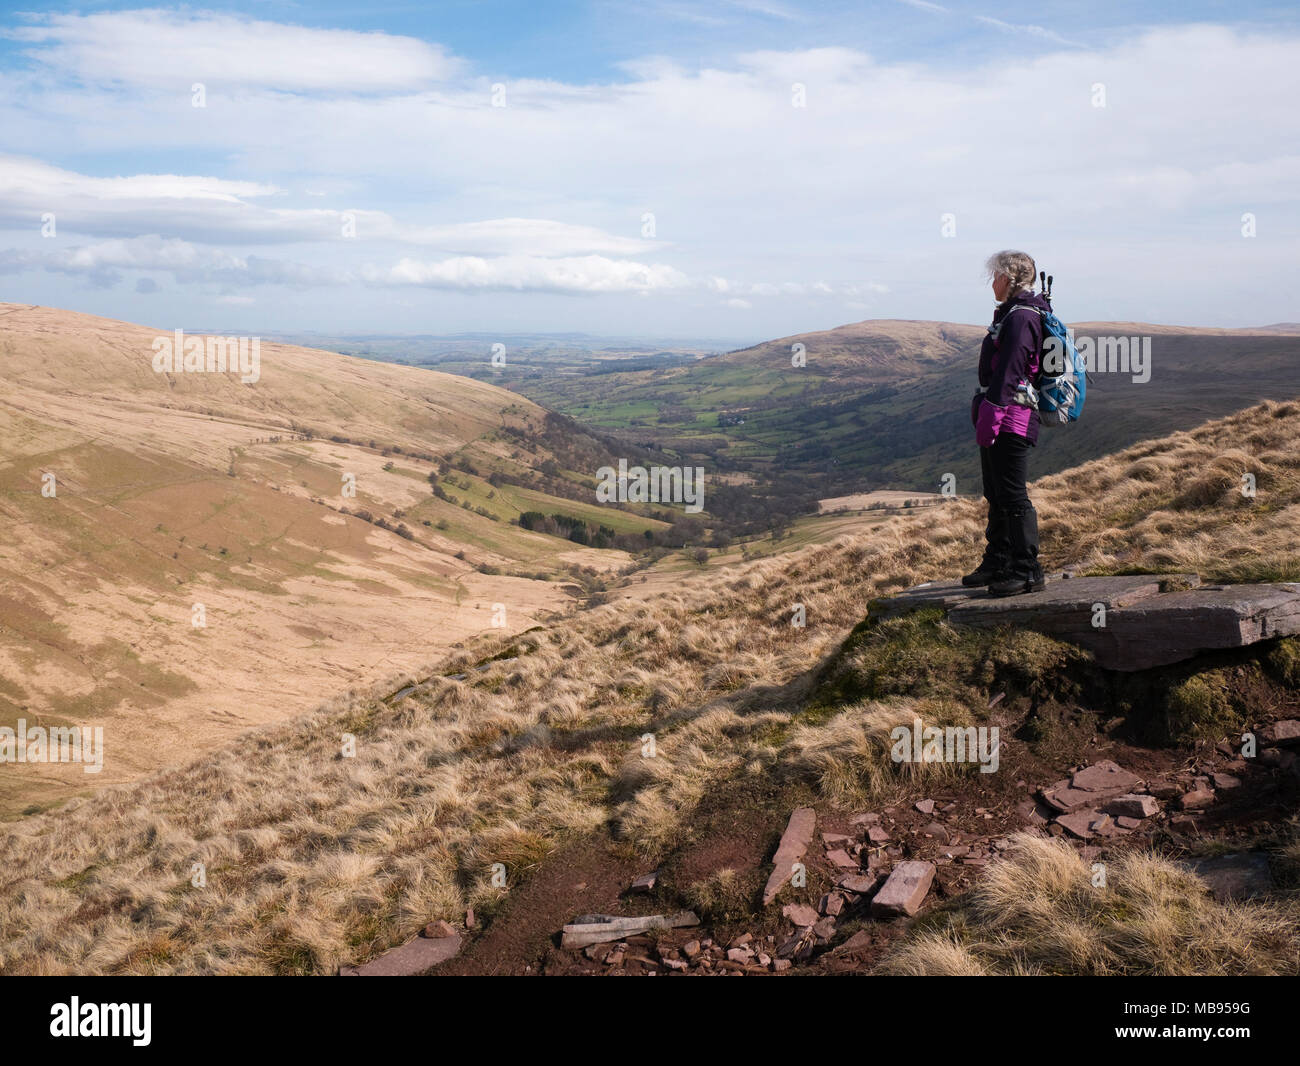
962 561 1005 587
988 506 1045 597
963 509 1010 587
988 567 1046 597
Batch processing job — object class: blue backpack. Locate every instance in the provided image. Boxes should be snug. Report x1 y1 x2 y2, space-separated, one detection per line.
1008 303 1087 427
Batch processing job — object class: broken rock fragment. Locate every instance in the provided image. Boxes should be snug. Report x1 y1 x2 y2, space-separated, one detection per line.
1263 720 1300 746
821 892 845 917
630 871 658 894
1055 809 1109 840
1102 794 1160 819
837 873 878 895
1042 760 1143 813
1179 789 1215 811
782 903 819 927
762 808 816 905
870 861 936 918
1071 760 1142 793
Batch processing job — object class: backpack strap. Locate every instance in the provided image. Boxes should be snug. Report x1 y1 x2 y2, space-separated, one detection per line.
988 302 1045 341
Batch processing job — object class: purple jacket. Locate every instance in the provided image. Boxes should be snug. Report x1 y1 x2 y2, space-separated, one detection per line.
972 289 1050 445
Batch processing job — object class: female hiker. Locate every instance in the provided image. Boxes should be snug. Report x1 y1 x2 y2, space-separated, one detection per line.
962 250 1048 597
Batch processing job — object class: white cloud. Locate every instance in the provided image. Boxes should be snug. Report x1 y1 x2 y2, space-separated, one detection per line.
401 219 658 256
4 233 879 301
0 12 1297 326
0 157 656 254
373 254 692 293
0 235 702 295
7 10 460 91
1 235 350 288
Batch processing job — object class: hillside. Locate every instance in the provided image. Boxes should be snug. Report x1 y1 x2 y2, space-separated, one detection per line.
0 303 675 816
1 397 1297 974
491 317 1300 498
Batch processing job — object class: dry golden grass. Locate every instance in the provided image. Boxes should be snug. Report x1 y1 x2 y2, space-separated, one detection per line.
1034 399 1300 582
0 304 620 814
777 697 976 808
1 399 1298 973
877 834 1300 976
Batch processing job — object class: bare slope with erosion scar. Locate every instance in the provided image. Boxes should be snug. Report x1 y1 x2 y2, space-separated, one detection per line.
0 303 655 815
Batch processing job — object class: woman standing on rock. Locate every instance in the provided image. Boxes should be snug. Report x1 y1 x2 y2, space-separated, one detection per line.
963 250 1048 597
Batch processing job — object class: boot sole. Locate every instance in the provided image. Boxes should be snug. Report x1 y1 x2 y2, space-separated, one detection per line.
988 581 1046 598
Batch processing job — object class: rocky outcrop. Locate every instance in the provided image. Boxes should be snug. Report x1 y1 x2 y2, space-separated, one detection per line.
873 572 1300 670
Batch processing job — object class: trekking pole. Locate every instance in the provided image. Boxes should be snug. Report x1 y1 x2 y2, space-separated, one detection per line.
1046 274 1054 301
1040 270 1046 295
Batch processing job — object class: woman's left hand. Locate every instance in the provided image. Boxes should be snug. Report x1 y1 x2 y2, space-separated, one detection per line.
975 398 1005 447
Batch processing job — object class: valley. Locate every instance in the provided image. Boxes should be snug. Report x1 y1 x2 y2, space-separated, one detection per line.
0 304 682 815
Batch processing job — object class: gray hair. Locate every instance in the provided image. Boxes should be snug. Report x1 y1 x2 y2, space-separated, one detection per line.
984 250 1037 295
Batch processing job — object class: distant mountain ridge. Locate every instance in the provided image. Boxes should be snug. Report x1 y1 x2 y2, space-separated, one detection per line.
485 314 1300 501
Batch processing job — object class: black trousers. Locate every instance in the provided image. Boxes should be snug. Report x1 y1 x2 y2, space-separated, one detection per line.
980 432 1032 514
977 432 1038 574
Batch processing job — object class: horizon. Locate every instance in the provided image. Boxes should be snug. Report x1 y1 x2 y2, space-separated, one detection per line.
12 301 1298 354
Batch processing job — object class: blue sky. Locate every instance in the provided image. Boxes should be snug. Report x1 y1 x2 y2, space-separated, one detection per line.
1 1 1298 339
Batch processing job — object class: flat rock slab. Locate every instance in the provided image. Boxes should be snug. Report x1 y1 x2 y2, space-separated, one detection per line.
1042 760 1144 812
873 574 1300 671
340 934 462 976
870 861 936 917
1189 853 1274 902
1055 809 1115 840
762 807 816 905
1264 720 1300 746
1072 760 1142 793
561 911 699 949
871 573 1183 621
